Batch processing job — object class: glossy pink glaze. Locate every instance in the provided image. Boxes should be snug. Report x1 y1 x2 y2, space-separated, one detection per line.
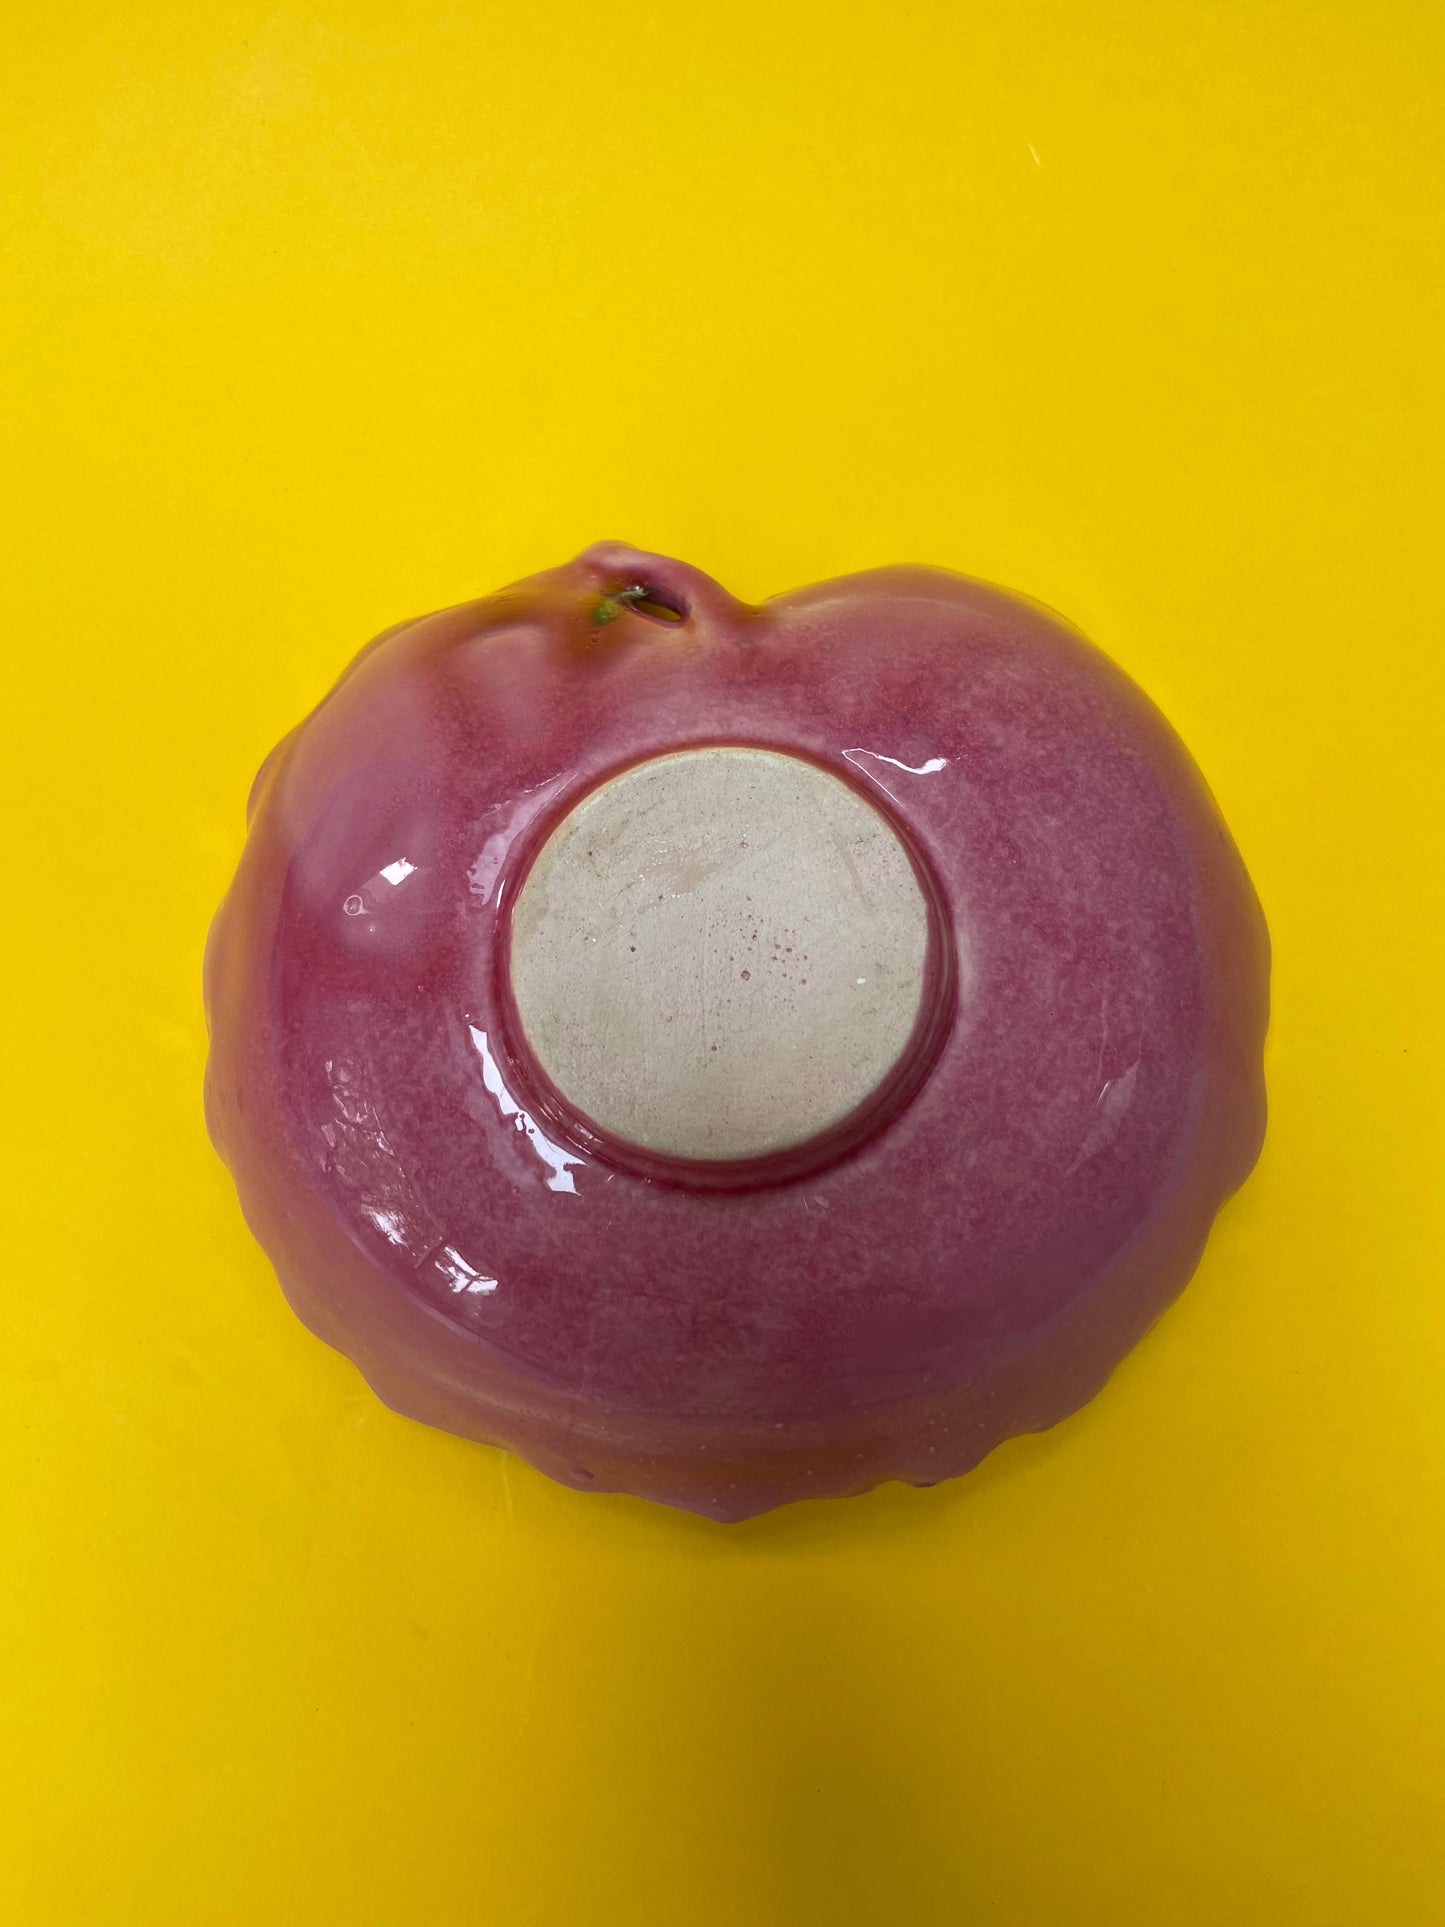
204 543 1269 1520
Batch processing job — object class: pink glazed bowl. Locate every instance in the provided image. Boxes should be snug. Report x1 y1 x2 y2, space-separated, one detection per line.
204 544 1269 1519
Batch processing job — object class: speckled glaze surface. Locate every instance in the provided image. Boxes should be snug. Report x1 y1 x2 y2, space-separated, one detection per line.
204 543 1269 1520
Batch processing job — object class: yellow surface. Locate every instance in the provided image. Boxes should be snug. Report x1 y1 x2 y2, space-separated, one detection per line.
4 4 1442 1921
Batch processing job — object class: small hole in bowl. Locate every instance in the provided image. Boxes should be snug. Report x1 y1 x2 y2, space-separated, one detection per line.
618 582 687 623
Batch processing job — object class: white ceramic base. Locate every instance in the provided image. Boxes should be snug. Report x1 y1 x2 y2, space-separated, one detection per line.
507 747 931 1160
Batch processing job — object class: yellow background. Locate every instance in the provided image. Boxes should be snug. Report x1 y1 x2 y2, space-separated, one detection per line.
4 4 1442 1921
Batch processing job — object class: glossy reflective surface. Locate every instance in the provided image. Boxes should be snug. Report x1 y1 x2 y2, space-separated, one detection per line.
205 542 1269 1519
